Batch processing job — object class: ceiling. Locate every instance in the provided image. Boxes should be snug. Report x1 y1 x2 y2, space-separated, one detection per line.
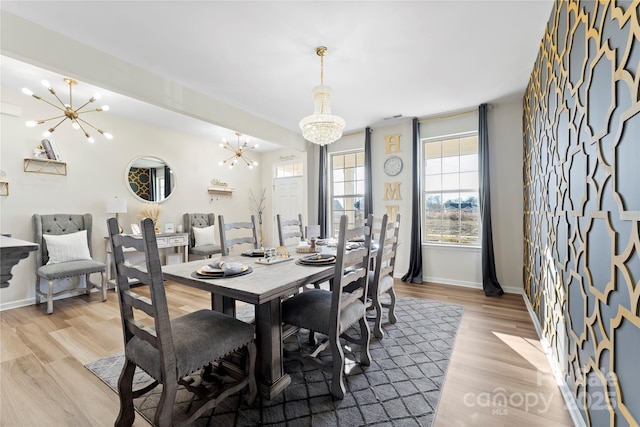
1 1 553 151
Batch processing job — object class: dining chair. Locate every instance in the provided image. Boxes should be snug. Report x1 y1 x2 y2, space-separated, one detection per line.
107 217 256 427
282 214 373 399
32 213 107 314
368 213 401 339
183 213 222 259
276 213 304 246
218 215 259 255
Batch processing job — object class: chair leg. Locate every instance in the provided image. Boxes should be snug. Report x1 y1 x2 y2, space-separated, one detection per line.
358 316 372 366
34 276 41 306
115 359 137 427
100 271 107 301
154 377 178 427
388 288 397 324
85 274 91 295
372 292 384 339
245 342 257 405
47 279 54 314
308 330 317 346
330 335 346 399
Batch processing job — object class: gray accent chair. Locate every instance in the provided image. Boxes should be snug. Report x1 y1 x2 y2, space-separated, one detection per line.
183 213 222 259
218 215 259 256
108 217 256 426
32 213 107 314
282 214 373 399
276 213 304 246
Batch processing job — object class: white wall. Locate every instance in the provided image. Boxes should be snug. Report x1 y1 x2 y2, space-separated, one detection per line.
488 100 524 292
327 101 524 293
421 102 524 292
0 85 274 309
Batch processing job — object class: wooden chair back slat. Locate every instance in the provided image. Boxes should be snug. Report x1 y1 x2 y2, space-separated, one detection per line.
218 215 259 255
277 214 304 246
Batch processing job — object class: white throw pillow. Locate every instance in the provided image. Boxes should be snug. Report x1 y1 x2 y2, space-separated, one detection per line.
43 230 92 264
193 225 217 247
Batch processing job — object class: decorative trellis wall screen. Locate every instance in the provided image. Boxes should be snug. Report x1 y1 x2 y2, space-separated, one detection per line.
523 1 639 426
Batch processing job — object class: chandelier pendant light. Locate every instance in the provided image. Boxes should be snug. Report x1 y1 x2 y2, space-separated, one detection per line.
23 77 113 143
218 132 259 169
299 46 345 146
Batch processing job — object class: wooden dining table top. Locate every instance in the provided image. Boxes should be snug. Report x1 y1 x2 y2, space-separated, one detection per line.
161 249 336 305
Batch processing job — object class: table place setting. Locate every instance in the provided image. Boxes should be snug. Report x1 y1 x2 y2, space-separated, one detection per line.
241 248 265 257
192 261 252 279
295 253 336 266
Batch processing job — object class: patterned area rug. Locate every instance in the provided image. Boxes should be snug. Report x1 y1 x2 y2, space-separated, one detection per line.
85 296 463 426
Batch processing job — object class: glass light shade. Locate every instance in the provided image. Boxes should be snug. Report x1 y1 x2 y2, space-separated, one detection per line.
299 85 345 146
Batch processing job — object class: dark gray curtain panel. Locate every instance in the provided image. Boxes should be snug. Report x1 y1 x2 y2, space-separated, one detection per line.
164 166 172 197
479 104 504 296
149 168 156 201
318 145 328 238
401 117 423 283
364 127 373 219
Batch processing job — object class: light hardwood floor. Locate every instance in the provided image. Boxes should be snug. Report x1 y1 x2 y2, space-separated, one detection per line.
0 281 575 426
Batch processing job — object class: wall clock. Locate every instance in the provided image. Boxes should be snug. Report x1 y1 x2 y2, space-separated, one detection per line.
384 156 403 176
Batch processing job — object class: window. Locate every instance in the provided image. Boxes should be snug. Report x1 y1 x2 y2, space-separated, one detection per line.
423 132 479 245
275 161 303 178
330 151 365 237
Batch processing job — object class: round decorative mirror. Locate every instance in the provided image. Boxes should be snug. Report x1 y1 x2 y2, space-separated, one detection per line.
126 156 176 203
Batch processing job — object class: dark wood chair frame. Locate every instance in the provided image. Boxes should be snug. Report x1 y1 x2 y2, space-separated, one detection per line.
108 217 256 426
282 214 373 399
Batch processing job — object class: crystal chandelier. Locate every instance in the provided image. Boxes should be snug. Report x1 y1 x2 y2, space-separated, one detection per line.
218 132 259 169
23 77 112 143
299 46 345 146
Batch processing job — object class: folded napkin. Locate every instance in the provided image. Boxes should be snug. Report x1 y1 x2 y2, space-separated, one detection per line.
210 261 244 275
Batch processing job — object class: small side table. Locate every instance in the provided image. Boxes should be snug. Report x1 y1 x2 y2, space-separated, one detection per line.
104 232 188 288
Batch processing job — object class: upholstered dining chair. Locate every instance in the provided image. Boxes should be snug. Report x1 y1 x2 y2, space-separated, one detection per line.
183 213 222 259
276 214 304 246
107 217 256 427
282 214 373 399
367 213 401 339
217 215 259 256
32 213 107 314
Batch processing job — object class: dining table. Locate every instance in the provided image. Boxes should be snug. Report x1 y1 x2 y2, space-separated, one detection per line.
161 248 337 400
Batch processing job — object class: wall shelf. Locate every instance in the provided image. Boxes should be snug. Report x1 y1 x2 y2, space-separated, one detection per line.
24 158 67 176
207 186 234 195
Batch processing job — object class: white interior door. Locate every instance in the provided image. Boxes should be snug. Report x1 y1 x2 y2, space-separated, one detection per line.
273 176 305 244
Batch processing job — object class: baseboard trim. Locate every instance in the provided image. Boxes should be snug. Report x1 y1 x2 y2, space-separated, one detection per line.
521 290 586 427
0 297 34 311
420 275 522 294
0 288 103 312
